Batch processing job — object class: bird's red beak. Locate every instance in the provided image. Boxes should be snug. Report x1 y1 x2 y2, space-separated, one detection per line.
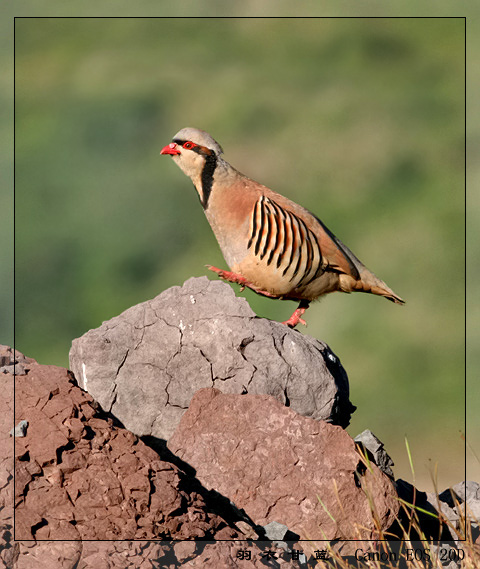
160 143 181 156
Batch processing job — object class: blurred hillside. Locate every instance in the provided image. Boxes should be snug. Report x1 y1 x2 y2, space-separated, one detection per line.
11 18 466 490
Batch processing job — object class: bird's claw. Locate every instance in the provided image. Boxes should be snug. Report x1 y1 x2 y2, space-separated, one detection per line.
282 315 308 328
282 301 310 328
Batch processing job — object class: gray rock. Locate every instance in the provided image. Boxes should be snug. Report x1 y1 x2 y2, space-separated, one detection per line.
426 491 459 529
262 521 302 555
453 480 480 522
452 481 480 503
10 420 28 437
263 521 290 541
1 364 26 376
354 429 394 479
69 277 355 441
442 481 480 523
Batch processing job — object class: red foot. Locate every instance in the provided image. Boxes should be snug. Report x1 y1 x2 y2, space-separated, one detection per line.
282 301 310 328
206 265 277 298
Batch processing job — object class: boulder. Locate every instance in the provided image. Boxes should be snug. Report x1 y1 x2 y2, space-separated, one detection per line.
168 387 399 543
69 277 355 442
9 349 252 540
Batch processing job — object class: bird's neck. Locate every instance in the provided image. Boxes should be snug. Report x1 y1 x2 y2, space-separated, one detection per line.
194 156 236 210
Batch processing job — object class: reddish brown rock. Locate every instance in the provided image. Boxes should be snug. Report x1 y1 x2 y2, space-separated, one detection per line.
181 542 295 568
12 541 294 569
0 347 17 569
169 388 399 543
14 541 169 569
9 349 246 540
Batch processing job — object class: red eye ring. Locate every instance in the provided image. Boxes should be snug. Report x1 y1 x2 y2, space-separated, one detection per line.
183 141 195 150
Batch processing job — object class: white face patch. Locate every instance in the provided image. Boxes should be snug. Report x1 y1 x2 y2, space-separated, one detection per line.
172 149 206 188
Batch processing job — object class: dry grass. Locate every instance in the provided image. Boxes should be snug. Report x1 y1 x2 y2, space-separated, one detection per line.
303 444 479 567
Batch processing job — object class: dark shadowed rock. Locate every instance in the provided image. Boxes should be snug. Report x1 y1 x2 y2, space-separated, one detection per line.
354 429 395 479
394 479 454 541
168 388 398 543
9 352 253 540
69 277 355 441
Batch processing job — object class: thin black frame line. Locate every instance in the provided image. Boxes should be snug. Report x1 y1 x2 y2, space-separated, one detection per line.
11 14 468 546
13 14 16 543
463 14 467 530
11 16 468 20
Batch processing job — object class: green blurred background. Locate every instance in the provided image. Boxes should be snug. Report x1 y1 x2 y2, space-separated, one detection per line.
9 17 467 491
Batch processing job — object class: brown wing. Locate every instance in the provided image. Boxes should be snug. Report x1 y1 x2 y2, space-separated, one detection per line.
310 213 363 279
247 193 362 283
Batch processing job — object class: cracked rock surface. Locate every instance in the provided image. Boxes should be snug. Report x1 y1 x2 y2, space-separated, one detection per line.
7 541 294 569
69 276 355 441
0 346 18 568
8 347 247 541
168 387 399 545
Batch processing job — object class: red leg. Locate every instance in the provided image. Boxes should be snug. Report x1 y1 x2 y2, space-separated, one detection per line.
206 265 249 287
282 300 310 328
206 265 277 298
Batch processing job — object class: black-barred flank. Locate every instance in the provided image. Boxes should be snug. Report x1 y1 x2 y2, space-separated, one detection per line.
247 196 324 288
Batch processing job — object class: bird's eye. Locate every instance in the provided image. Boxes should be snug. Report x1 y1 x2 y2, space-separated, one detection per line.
183 141 195 149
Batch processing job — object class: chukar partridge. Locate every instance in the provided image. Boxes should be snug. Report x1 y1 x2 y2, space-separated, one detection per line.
161 127 404 327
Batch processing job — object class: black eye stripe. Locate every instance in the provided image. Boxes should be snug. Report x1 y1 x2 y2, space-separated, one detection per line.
172 139 214 156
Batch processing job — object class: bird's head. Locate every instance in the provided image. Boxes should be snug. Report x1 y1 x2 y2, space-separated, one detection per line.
161 128 225 207
160 127 223 181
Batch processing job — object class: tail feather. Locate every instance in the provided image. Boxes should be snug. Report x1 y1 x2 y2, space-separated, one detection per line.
322 227 405 304
339 271 405 305
368 283 405 305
